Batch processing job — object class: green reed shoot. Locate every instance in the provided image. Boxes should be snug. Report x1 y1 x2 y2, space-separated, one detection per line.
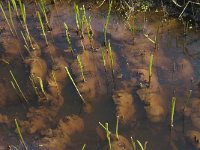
170 96 176 128
10 70 28 103
77 55 86 82
101 47 107 72
39 0 49 26
8 1 18 36
65 66 86 104
74 3 82 36
131 137 136 150
20 4 34 50
37 76 46 96
15 119 28 150
104 0 113 46
11 0 20 19
106 123 112 150
108 40 114 75
82 5 94 49
0 2 14 35
21 31 32 55
37 11 48 45
149 54 153 88
64 23 74 54
115 116 119 140
137 140 148 150
81 144 86 150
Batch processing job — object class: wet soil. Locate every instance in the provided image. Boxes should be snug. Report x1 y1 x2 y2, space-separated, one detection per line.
0 0 200 150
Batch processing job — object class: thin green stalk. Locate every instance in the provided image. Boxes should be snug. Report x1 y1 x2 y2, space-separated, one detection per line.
37 11 48 45
137 140 148 150
131 137 136 150
106 123 112 150
101 47 106 72
15 119 28 150
11 0 20 19
104 0 113 46
65 66 86 104
21 4 34 50
37 76 46 96
10 70 28 103
38 0 51 30
8 1 18 36
82 5 94 49
81 144 86 150
74 3 82 34
77 55 86 82
149 54 153 88
0 2 14 35
115 116 119 140
64 23 74 54
171 96 176 128
108 40 114 75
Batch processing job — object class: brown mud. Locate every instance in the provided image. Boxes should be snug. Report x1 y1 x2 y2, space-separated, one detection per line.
0 0 200 150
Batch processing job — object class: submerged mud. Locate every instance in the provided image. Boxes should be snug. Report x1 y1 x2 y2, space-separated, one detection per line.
0 0 200 149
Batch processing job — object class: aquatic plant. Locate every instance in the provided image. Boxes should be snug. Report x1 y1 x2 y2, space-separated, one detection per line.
11 0 20 19
81 144 86 150
8 1 18 36
108 40 114 76
20 4 35 50
103 0 113 46
0 3 14 35
37 11 48 45
38 0 51 30
148 54 153 88
15 119 28 150
21 31 31 55
115 116 119 140
101 47 107 72
77 55 86 82
37 76 46 96
170 96 176 128
131 137 136 150
82 5 94 50
64 23 74 54
65 66 86 104
137 140 148 150
10 70 28 103
106 123 112 150
74 3 83 37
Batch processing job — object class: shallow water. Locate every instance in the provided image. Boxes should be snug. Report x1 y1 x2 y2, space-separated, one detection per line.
0 0 200 150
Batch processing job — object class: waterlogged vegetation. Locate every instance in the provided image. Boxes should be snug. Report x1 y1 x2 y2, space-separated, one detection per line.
0 0 200 149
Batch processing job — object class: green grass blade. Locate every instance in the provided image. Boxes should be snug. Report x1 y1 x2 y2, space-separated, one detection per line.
64 23 74 54
10 70 28 103
115 116 119 140
37 11 48 45
8 1 18 36
171 96 176 128
15 119 28 150
65 66 86 104
0 2 14 35
77 55 86 82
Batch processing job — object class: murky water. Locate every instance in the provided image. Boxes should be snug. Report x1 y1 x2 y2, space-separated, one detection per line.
0 0 200 150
